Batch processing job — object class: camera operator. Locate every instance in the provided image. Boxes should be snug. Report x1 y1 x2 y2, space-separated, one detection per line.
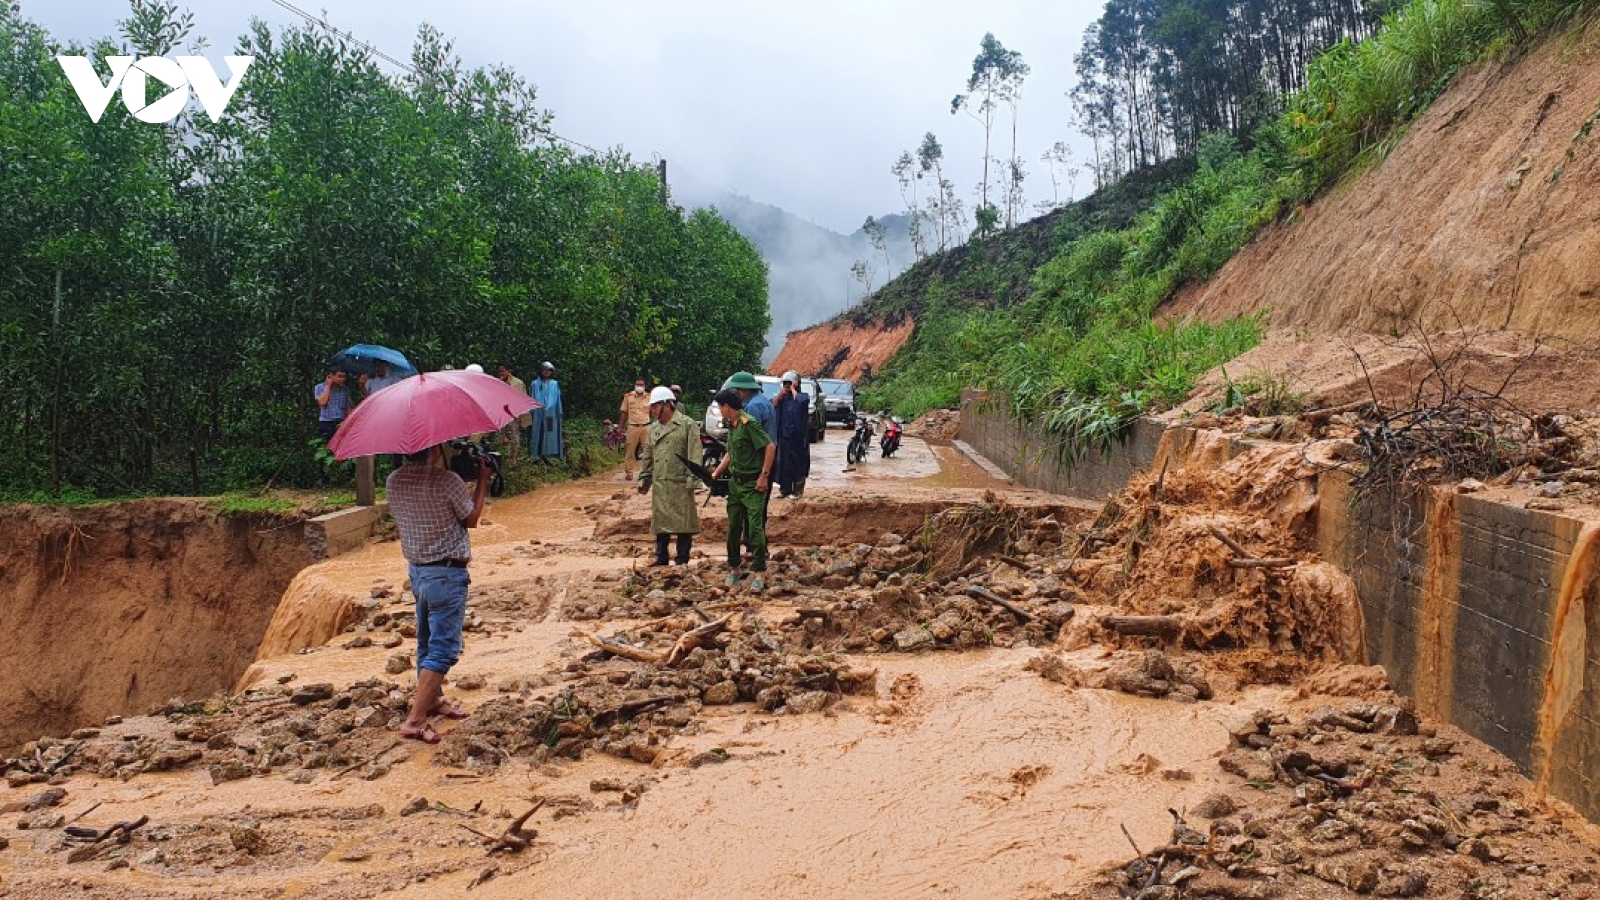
386 443 490 744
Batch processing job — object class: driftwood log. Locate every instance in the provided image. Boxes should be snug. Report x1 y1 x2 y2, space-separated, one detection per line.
964 585 1034 623
1102 616 1185 639
664 613 733 665
586 634 663 664
1226 557 1297 569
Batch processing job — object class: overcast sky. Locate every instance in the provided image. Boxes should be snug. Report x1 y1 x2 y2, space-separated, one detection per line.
28 0 1103 234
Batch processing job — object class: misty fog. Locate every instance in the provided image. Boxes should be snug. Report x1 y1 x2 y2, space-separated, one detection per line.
672 170 914 364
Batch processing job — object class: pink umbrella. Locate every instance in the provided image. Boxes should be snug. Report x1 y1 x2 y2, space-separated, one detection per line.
328 370 539 460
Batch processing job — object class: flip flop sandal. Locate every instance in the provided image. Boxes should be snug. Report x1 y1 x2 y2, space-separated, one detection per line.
431 701 470 720
400 723 442 744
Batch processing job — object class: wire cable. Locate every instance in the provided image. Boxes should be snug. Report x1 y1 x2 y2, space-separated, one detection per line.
266 0 602 155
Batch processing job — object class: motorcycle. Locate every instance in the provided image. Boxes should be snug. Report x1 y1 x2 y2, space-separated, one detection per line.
846 416 874 466
880 417 902 458
699 431 727 473
601 419 626 453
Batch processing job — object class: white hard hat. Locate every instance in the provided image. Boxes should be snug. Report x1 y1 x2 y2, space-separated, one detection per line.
781 370 799 383
465 363 484 373
649 386 676 405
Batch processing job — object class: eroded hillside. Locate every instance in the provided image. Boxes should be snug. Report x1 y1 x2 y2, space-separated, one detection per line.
768 314 915 382
1167 20 1600 341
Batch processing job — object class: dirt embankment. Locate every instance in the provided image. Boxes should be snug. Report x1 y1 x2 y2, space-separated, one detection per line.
5 452 1600 899
0 500 312 751
1168 18 1600 343
768 315 914 382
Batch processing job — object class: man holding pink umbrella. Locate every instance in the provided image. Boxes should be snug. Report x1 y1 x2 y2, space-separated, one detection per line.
328 369 536 744
387 445 488 742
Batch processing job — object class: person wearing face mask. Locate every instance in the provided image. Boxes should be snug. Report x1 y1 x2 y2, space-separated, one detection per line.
619 377 653 481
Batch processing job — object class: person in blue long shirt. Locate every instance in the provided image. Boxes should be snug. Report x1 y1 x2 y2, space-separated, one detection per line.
529 361 564 461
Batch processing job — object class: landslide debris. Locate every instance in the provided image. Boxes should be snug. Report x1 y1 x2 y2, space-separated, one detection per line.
1081 691 1600 900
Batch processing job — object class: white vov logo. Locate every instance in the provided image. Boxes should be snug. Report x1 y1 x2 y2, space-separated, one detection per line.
56 56 254 123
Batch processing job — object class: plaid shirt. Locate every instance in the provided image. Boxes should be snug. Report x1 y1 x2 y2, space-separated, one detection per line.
385 463 475 564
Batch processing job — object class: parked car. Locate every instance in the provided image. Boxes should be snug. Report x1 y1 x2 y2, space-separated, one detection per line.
816 378 856 425
703 374 826 443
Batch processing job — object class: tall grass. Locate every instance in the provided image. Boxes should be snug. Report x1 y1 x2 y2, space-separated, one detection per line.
865 0 1594 463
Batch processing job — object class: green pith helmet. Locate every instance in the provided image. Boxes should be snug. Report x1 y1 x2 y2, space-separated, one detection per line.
727 371 761 390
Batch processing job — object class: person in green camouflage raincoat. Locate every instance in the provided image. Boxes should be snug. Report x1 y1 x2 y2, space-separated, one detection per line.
637 386 703 566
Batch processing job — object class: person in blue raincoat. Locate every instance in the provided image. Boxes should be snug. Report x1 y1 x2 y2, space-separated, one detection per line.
529 362 564 460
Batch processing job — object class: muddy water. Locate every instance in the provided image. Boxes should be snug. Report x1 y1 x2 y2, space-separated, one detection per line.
1535 520 1600 795
209 451 1267 898
1416 487 1461 723
248 479 630 673
157 631 1281 900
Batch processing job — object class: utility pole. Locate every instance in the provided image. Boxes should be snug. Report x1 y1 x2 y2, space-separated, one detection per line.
657 158 668 207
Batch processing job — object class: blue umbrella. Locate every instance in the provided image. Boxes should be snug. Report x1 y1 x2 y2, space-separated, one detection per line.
329 344 417 376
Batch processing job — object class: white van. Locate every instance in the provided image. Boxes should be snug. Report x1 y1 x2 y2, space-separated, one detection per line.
704 374 825 443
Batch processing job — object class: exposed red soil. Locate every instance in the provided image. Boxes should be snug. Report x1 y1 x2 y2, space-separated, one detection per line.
1165 19 1600 344
0 500 313 752
768 315 914 382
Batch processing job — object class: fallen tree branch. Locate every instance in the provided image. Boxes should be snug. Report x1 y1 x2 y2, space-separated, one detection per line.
592 693 686 723
1299 399 1370 424
333 738 401 780
1207 526 1251 558
586 633 663 664
664 613 734 665
45 741 82 775
1226 557 1297 569
64 815 149 844
963 585 1033 623
486 800 545 855
996 555 1033 572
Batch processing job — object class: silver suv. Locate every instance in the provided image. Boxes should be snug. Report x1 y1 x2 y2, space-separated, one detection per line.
704 374 825 443
817 378 855 425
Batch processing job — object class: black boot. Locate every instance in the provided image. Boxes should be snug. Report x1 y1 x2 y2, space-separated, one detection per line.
675 534 692 566
653 534 671 566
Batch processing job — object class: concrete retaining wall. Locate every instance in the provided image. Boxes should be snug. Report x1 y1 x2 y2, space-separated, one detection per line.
305 502 388 559
1318 474 1600 818
959 390 1165 500
961 392 1600 821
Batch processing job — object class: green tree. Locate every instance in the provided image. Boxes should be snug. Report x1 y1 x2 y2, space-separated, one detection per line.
950 33 1028 215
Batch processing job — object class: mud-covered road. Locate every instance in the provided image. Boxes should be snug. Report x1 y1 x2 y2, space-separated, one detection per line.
3 430 1598 899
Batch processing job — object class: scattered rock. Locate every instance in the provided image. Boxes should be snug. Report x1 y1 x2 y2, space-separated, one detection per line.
455 674 487 691
229 826 267 855
291 684 335 706
16 811 64 830
384 654 412 676
399 797 429 817
1191 793 1239 819
702 681 739 705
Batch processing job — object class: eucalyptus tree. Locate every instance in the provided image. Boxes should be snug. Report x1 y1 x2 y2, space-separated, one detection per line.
890 150 927 259
950 33 1028 223
916 132 952 252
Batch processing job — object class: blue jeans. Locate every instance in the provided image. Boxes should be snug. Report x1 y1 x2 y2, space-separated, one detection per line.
409 563 470 675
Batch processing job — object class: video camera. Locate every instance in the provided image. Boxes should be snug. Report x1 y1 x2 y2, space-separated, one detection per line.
447 438 505 496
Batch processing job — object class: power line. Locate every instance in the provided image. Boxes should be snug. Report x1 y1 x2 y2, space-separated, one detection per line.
266 0 602 156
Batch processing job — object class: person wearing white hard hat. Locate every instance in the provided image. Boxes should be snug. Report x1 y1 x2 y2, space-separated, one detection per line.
773 370 812 499
637 385 702 565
